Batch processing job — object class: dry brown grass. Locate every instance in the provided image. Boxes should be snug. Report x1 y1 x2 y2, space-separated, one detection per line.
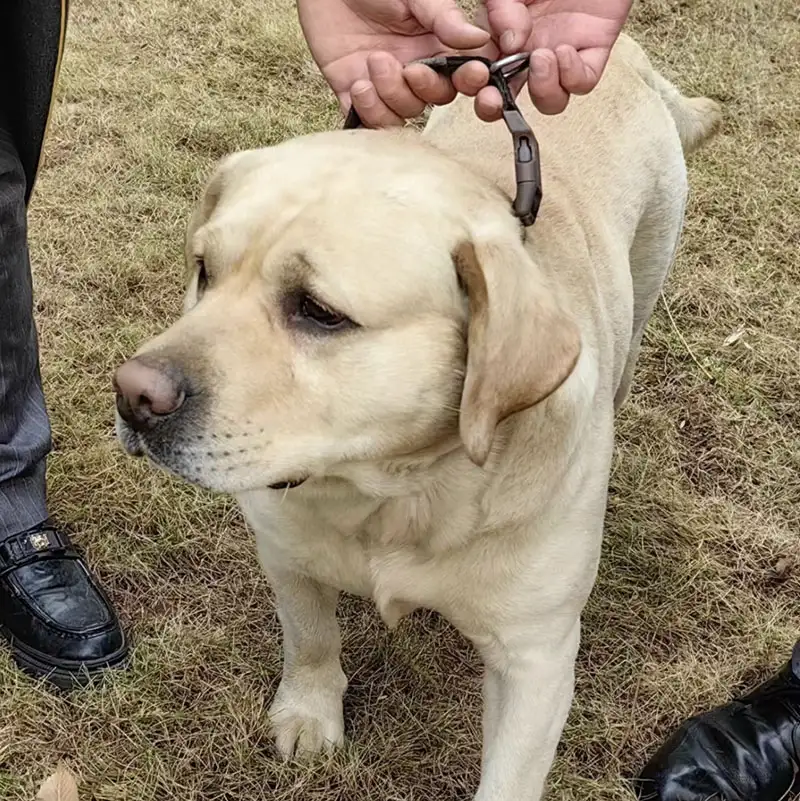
1 0 798 798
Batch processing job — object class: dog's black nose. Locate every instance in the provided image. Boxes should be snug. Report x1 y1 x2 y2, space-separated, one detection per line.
114 357 186 430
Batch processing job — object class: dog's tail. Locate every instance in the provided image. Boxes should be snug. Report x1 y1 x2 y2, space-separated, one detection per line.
616 34 723 154
657 81 722 155
36 766 79 801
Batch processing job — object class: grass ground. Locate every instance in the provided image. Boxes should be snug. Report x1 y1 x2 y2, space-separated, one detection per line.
1 0 798 798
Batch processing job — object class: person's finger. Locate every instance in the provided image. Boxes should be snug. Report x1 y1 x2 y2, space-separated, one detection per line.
560 45 610 95
408 0 490 50
403 64 457 107
349 80 406 128
336 91 351 114
474 85 503 122
527 49 570 115
452 60 490 97
368 52 427 120
483 0 533 54
555 45 595 96
471 5 501 60
472 65 527 121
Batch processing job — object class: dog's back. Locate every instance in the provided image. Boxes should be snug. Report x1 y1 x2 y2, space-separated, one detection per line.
425 33 720 197
425 33 721 407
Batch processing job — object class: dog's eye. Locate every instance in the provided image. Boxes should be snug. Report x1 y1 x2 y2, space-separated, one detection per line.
196 257 208 288
298 294 352 331
196 257 208 296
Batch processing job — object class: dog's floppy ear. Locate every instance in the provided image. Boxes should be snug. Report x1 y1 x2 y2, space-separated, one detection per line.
183 151 257 312
453 234 581 466
184 152 246 272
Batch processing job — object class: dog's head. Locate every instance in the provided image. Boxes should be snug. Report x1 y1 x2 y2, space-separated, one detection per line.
114 131 580 493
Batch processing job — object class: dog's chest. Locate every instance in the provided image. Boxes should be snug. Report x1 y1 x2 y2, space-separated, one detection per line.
238 479 482 624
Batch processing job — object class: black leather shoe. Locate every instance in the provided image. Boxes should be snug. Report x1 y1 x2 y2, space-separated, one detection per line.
634 641 800 800
0 521 129 689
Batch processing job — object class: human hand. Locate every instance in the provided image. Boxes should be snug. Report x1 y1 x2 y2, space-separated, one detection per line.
401 0 633 119
298 0 493 127
476 0 634 117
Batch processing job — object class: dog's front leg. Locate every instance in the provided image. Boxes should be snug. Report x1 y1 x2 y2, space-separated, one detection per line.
473 619 581 801
265 568 347 759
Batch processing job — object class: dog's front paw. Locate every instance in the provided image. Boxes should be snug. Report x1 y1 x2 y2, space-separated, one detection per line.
268 678 345 759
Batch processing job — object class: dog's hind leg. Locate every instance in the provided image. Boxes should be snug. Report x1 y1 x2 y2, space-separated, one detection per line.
612 39 723 411
614 185 687 411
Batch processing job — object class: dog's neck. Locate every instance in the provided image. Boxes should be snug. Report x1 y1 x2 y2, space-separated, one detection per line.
289 431 498 558
328 433 469 497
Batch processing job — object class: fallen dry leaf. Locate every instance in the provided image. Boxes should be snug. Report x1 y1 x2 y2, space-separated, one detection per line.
35 766 79 801
723 326 747 347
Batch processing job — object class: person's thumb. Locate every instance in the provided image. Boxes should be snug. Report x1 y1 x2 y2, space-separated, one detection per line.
483 0 532 54
408 0 490 49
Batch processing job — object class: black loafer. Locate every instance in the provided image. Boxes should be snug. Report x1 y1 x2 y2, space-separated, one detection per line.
634 641 800 801
0 521 129 689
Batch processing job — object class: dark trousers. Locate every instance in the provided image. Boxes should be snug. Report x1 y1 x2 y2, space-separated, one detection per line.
0 0 67 538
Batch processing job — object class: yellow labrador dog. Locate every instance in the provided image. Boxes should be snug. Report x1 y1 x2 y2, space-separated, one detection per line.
114 35 719 800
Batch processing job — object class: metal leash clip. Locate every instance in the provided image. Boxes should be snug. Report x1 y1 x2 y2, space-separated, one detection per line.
344 52 541 227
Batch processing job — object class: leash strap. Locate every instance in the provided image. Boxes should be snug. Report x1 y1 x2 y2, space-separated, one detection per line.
343 53 541 227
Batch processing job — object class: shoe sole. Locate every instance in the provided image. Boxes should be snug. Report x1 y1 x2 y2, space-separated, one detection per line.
0 623 130 691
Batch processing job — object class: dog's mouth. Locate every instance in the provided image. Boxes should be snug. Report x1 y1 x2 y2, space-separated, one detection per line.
116 414 309 492
116 417 145 457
